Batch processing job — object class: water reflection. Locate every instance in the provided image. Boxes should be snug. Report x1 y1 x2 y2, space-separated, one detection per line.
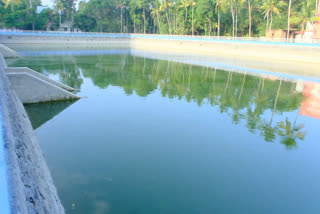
11 55 320 148
10 53 320 214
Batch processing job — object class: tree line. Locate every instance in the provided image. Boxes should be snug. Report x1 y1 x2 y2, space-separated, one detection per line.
1 0 320 37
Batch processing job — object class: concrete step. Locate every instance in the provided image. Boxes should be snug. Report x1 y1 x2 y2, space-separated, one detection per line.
0 44 19 58
5 67 77 91
6 72 80 104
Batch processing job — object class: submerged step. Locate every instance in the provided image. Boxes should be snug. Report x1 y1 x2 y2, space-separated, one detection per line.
6 72 80 104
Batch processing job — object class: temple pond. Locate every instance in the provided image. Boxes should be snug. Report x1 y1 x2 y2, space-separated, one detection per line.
10 52 320 214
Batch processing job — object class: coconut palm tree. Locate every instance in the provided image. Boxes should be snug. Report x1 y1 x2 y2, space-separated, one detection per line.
160 0 173 34
180 0 191 22
215 0 226 37
287 0 292 39
3 0 21 12
235 0 246 37
247 0 257 37
191 0 196 36
261 0 287 31
116 0 128 33
227 0 237 37
151 3 161 33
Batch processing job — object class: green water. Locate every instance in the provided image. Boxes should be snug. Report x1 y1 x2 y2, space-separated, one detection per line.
11 53 320 214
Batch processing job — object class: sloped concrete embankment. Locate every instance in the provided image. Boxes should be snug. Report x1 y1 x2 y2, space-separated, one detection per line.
0 59 65 213
0 44 79 213
5 67 79 104
5 67 76 91
0 44 19 57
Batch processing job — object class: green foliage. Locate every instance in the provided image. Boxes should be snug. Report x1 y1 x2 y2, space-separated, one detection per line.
0 0 319 36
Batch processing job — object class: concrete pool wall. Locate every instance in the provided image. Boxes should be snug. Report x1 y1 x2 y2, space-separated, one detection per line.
1 32 320 79
1 32 320 64
0 53 65 214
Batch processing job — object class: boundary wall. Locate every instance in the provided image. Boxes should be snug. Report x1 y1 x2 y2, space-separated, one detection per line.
1 32 320 65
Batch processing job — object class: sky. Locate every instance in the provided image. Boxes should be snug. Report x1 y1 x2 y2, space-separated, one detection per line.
41 0 54 8
40 0 84 10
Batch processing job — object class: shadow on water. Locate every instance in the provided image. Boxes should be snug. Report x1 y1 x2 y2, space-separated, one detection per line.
24 100 78 130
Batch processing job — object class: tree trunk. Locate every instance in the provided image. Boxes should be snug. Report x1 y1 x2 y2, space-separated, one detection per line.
192 6 194 36
185 7 188 21
248 0 252 37
133 12 136 33
174 11 177 34
143 8 146 34
59 13 62 30
218 8 220 36
157 12 161 34
266 0 270 32
270 11 273 30
166 10 171 34
266 12 269 31
231 8 235 37
235 6 238 37
120 8 123 33
287 0 292 39
208 18 212 36
301 21 306 36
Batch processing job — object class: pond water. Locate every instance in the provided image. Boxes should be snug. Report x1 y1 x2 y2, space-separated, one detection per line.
10 52 320 214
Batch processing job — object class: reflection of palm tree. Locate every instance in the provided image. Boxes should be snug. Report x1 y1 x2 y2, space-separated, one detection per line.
238 72 246 101
277 118 306 149
270 79 282 126
259 121 278 142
